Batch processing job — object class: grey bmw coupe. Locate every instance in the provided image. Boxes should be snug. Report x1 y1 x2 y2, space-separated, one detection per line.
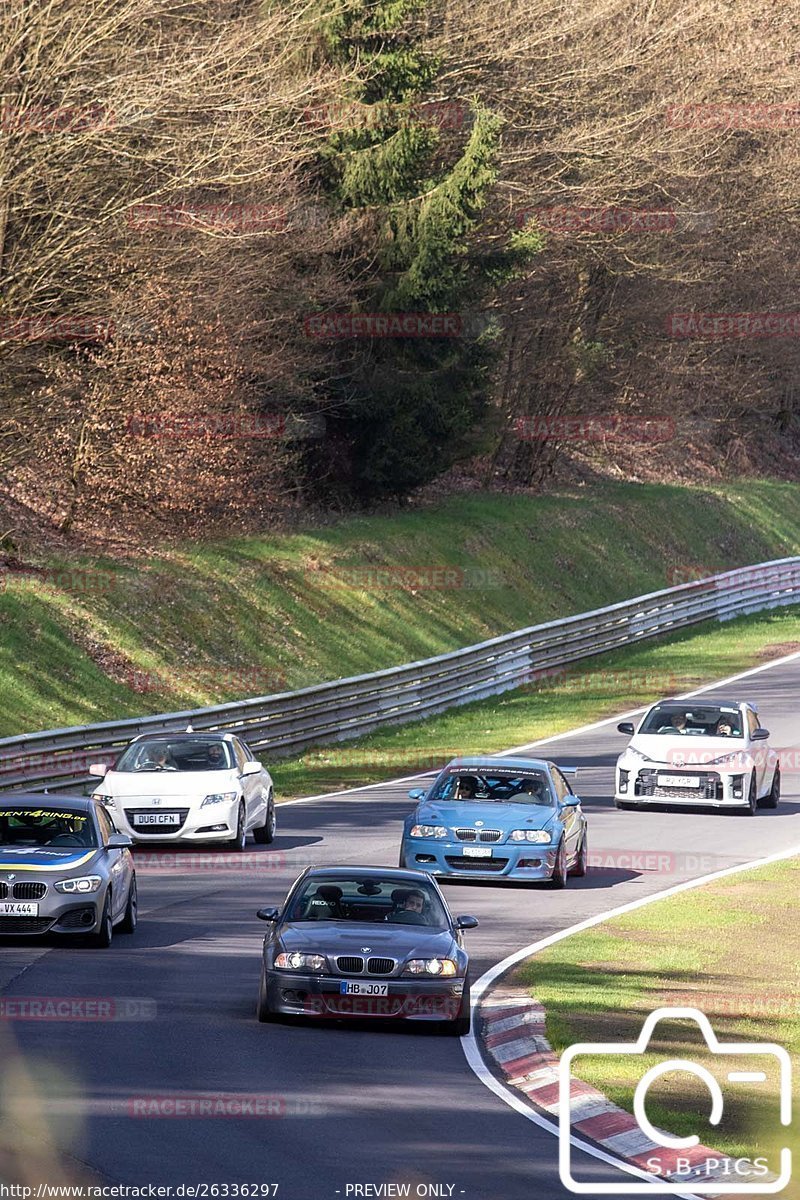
256 866 478 1034
0 794 137 947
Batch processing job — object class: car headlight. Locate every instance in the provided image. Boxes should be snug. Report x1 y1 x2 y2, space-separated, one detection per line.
91 792 114 807
54 875 103 894
201 791 238 808
625 748 654 762
404 958 458 977
409 824 447 839
509 829 552 843
708 752 746 766
274 952 326 971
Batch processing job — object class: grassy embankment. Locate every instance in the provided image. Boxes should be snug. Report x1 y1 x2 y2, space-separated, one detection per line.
1 481 799 790
516 858 800 1196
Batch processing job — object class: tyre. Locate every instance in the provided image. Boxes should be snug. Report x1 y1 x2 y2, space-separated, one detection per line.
569 832 588 877
253 795 276 844
548 839 568 889
761 765 780 810
741 774 758 816
443 985 471 1036
227 803 247 851
90 890 114 948
118 875 138 934
256 965 276 1023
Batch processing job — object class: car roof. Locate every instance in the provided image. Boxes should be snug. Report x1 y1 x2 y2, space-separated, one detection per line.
443 755 552 772
129 731 236 743
649 699 747 710
301 865 440 884
0 792 95 811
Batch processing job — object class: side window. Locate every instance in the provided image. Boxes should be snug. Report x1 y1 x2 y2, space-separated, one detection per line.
551 769 571 802
231 739 248 772
746 710 759 739
96 806 114 843
238 739 256 764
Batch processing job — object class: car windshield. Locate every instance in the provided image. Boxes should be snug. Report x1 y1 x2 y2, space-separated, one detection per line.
427 769 555 805
115 738 233 772
286 876 449 927
639 705 744 738
0 807 98 849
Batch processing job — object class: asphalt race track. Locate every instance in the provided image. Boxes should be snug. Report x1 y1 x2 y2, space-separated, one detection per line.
2 655 799 1199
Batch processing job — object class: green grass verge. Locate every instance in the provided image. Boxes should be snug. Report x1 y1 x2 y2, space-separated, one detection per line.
2 479 800 738
515 859 800 1196
268 605 800 798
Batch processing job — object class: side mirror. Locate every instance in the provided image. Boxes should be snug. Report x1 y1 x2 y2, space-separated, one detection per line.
89 763 109 778
560 795 581 808
107 832 133 849
256 907 279 922
408 788 426 802
751 729 770 741
242 760 263 776
455 915 479 930
617 722 635 735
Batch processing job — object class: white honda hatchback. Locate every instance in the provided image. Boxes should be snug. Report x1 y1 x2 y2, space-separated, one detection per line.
90 731 276 848
615 699 779 815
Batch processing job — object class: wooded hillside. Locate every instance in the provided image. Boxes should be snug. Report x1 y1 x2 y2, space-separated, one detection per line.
1 0 797 543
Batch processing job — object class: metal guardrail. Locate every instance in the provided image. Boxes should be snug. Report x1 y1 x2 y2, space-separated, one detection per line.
2 558 799 793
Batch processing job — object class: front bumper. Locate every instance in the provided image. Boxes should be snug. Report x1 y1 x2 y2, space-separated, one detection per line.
616 765 750 807
103 797 240 844
266 970 466 1021
0 889 105 937
401 836 558 880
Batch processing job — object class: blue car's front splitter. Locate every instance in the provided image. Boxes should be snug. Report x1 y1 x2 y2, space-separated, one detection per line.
401 840 557 881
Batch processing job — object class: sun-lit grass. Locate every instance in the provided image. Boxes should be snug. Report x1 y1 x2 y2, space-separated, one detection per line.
2 479 800 738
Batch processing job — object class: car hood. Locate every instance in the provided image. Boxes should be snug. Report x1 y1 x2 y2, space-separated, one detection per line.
0 846 102 873
100 769 240 799
623 735 752 766
278 923 456 959
414 801 556 831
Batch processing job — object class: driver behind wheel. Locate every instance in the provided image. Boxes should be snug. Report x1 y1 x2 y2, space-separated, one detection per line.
141 745 178 770
387 888 428 925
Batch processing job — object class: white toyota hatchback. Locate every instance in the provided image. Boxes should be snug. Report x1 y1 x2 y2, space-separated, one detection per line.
90 731 276 848
615 699 780 815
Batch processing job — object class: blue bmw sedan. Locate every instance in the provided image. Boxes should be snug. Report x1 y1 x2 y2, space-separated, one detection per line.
399 756 588 886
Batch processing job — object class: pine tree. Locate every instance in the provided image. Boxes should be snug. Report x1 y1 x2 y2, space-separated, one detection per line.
306 0 541 500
